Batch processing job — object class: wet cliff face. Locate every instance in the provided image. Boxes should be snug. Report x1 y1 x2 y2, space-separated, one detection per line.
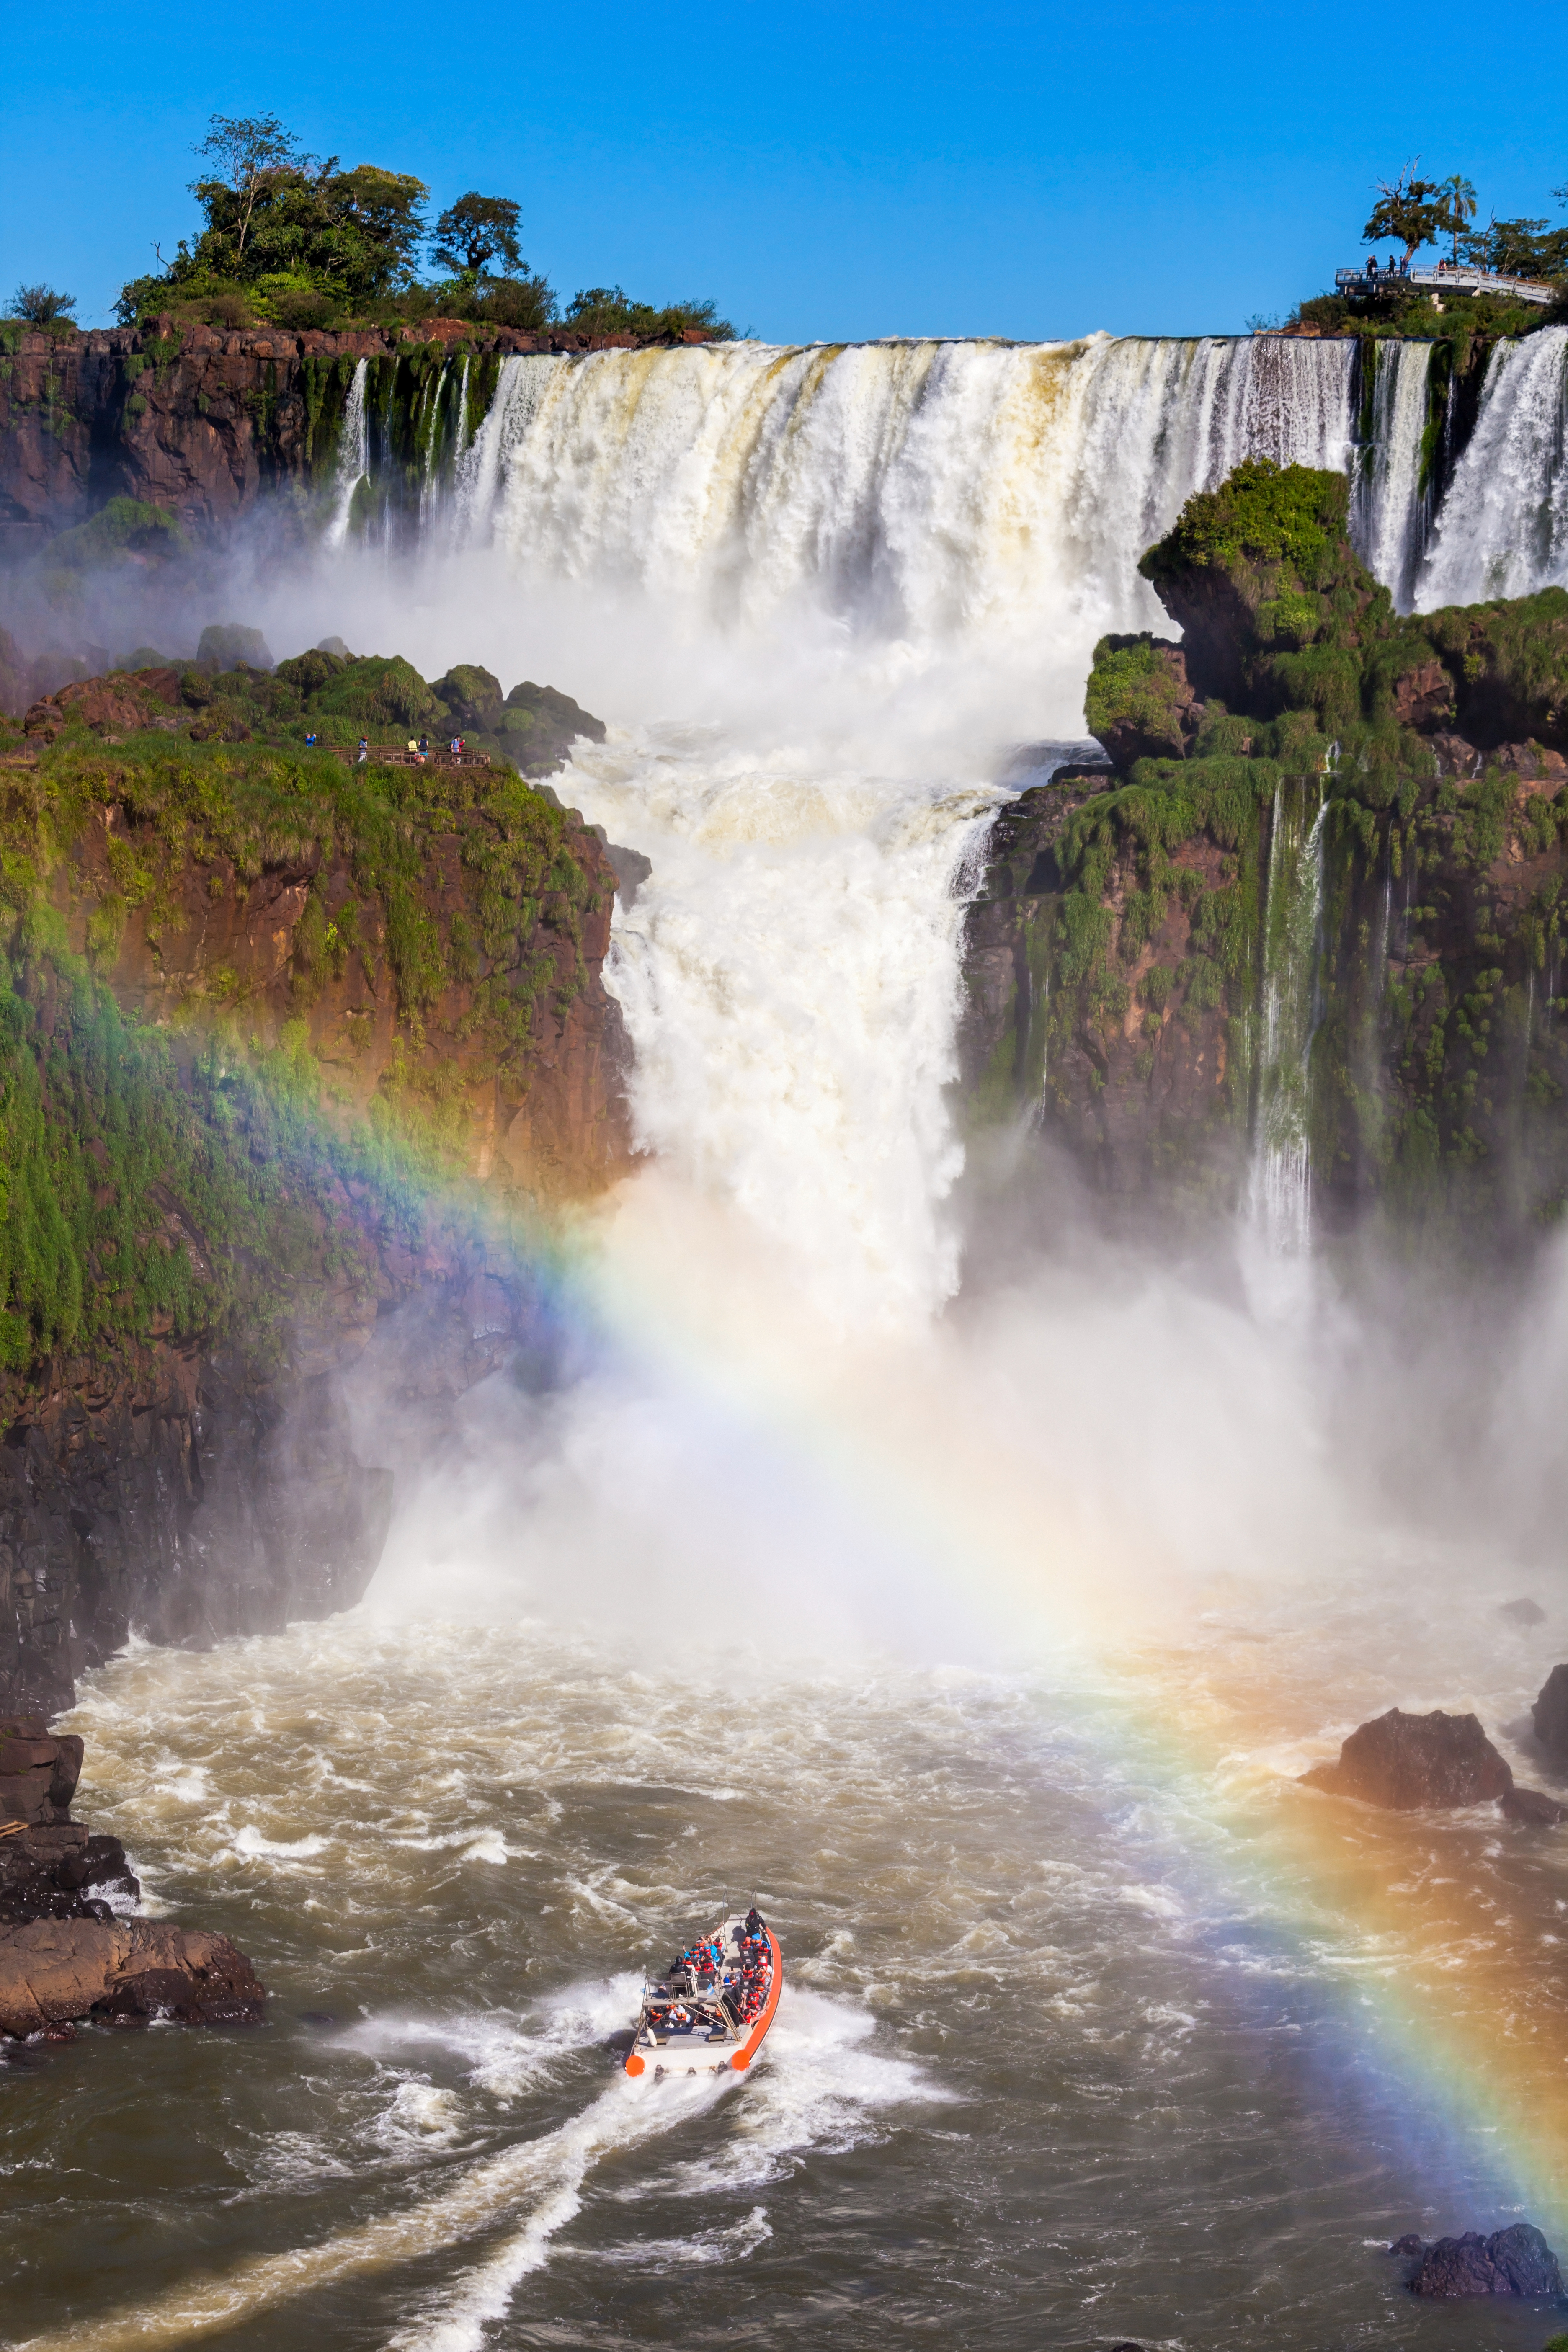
0 318 687 559
960 463 1568 1245
0 718 633 1715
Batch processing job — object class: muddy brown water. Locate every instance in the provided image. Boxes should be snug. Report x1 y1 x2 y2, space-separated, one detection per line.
5 1594 1568 2352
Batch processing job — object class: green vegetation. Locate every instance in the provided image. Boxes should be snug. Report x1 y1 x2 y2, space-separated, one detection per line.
95 111 735 340
1035 459 1568 1235
1281 159 1568 340
9 284 75 326
1083 634 1195 763
90 640 609 774
0 723 603 1397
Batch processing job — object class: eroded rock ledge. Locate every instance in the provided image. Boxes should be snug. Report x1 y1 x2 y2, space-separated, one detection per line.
0 1713 264 2039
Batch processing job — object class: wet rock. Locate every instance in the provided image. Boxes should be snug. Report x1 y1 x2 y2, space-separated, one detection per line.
1300 1708 1513 1810
1400 2223 1564 2300
1501 1785 1567 1826
1533 1666 1568 1758
0 1918 266 2035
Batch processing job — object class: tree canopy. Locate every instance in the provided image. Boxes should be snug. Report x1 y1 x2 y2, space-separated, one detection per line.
431 193 522 281
113 114 735 339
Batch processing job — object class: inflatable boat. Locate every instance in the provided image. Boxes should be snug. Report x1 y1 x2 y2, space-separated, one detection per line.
625 1906 780 2078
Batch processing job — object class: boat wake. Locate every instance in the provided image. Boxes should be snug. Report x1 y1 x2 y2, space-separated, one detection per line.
10 1981 929 2352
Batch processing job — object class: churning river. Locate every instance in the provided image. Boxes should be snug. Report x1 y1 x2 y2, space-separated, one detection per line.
8 330 1568 2350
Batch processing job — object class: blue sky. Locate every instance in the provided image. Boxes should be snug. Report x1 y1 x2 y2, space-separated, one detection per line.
5 0 1565 341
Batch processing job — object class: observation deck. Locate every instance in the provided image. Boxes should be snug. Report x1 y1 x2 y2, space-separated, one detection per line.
1335 263 1555 306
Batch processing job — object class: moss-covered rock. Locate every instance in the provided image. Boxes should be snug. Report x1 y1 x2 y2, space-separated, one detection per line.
433 664 504 733
1084 634 1200 766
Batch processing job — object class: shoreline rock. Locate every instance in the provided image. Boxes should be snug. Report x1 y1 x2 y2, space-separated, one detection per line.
1300 1708 1513 1810
1392 2224 1565 2301
0 1713 263 2038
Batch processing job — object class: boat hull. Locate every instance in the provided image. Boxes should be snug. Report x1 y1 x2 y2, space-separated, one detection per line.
626 1919 780 2078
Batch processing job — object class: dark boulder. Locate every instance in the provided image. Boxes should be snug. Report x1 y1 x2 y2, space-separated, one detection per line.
1301 1708 1513 1810
1402 2224 1564 2300
1533 1666 1568 1758
1501 1785 1567 1827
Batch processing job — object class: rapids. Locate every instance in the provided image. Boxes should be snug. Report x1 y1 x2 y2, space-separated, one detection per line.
10 332 1568 2348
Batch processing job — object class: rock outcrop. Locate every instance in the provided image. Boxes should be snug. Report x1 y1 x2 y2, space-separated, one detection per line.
0 1920 263 2037
0 712 637 1713
1533 1664 1568 1756
0 1713 259 2040
0 318 711 559
959 460 1568 1243
1301 1708 1513 1808
1394 2225 1565 2300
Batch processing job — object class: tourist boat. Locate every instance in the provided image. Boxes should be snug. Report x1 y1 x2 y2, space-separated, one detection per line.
625 1908 781 2078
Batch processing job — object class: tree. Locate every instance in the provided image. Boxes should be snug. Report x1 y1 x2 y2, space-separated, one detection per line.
191 113 301 264
563 285 735 340
432 194 522 281
1439 173 1477 262
1461 214 1568 281
121 142 429 316
10 284 75 323
1363 163 1451 263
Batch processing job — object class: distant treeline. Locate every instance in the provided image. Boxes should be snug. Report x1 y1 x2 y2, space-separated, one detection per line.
12 113 735 342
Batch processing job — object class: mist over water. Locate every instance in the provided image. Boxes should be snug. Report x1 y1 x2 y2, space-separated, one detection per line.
11 336 1568 2350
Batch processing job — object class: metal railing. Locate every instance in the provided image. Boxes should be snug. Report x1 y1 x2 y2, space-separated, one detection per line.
1335 264 1555 305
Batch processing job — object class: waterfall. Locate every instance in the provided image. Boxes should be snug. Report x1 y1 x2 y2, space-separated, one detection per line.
299 328 1563 1315
1248 781 1327 1262
1353 340 1432 609
436 336 1355 653
1416 325 1568 605
324 360 370 549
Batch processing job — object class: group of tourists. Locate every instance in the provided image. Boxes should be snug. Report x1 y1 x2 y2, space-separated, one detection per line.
1365 253 1411 282
642 1908 773 2042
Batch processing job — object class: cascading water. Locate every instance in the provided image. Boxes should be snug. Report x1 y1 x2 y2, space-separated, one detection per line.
1416 324 1568 604
324 358 370 549
30 328 1568 2352
1248 780 1327 1265
1353 339 1433 609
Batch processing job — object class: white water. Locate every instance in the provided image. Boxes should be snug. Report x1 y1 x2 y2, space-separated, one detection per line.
1247 784 1327 1293
271 327 1568 1325
324 359 370 550
1417 325 1568 605
1354 339 1432 610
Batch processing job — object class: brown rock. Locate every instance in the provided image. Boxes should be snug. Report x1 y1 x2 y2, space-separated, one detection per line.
1393 657 1455 728
1405 2224 1564 2300
1532 1664 1568 1756
0 1917 266 2035
1300 1708 1513 1809
1501 1785 1567 1826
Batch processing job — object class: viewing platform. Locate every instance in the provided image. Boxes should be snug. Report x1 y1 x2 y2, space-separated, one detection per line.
1336 263 1556 306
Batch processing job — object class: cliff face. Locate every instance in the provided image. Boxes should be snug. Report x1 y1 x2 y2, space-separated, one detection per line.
0 709 634 1715
961 463 1568 1243
0 316 704 559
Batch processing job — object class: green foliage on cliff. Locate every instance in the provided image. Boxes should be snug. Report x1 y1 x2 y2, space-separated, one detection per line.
1048 457 1568 1236
1141 460 1349 582
1083 635 1192 761
0 731 603 1393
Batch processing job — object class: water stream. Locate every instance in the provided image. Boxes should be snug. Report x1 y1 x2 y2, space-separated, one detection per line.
10 331 1568 2350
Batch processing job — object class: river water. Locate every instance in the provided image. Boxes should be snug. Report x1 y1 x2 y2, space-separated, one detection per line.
10 335 1568 2348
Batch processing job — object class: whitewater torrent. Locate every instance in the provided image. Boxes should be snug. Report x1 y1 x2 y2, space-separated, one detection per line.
1248 781 1328 1271
1416 323 1568 606
323 358 371 550
18 333 1568 2352
1353 338 1433 611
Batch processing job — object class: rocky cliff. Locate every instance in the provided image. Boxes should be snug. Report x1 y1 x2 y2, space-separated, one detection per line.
960 461 1568 1243
0 315 708 558
0 676 634 1716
